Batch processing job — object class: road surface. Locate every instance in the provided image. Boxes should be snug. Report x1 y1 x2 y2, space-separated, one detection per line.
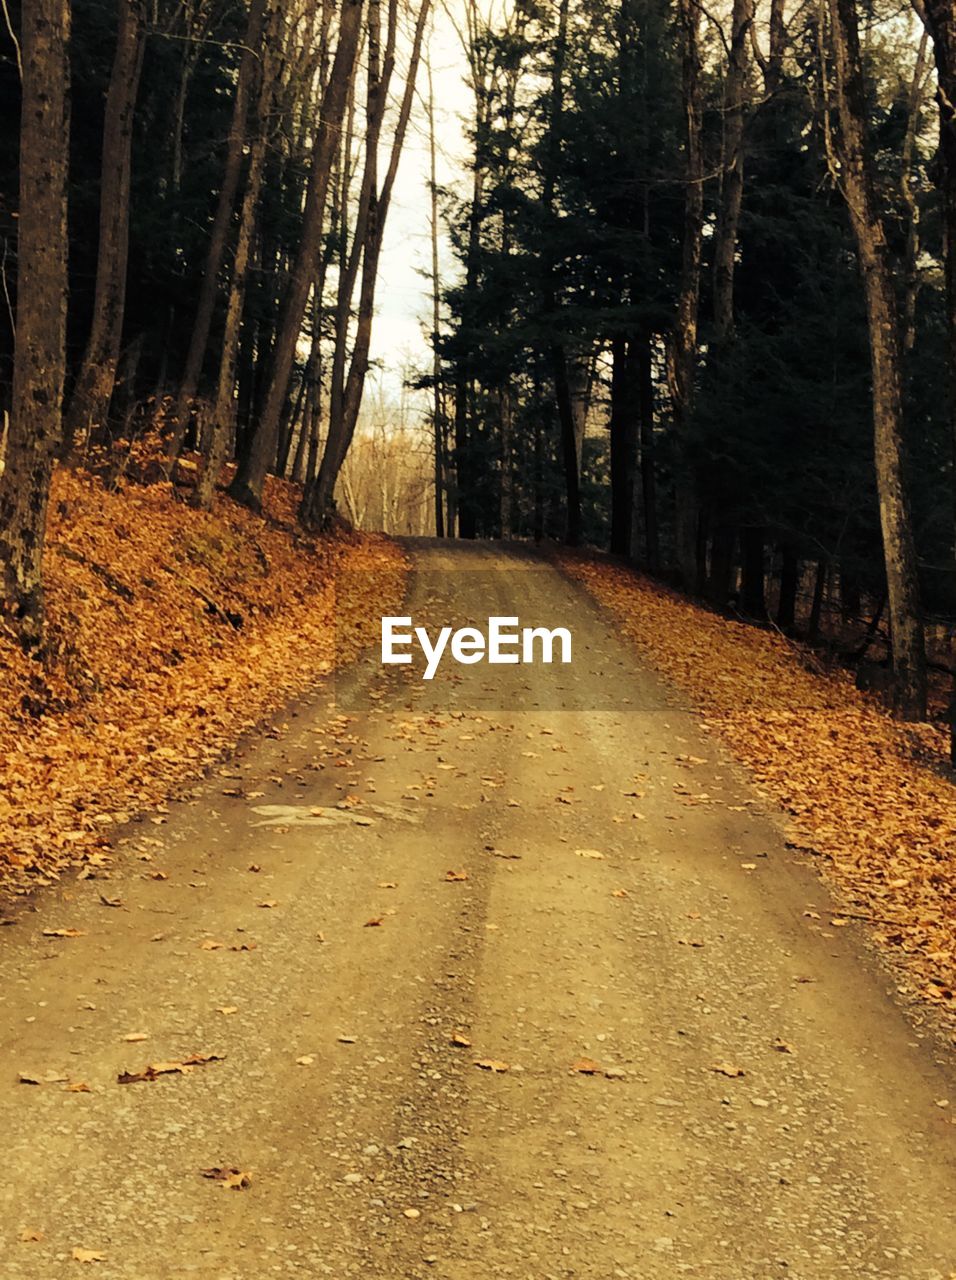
1 542 953 1279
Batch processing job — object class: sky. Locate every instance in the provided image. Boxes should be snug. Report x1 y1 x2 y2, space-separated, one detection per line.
364 4 474 402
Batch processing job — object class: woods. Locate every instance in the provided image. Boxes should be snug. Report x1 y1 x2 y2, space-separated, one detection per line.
0 0 952 724
436 0 954 721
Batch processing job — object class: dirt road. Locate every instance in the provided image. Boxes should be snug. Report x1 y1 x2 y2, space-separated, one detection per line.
1 542 953 1278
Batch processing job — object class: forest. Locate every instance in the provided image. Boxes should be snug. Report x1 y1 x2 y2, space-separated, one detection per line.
0 0 954 729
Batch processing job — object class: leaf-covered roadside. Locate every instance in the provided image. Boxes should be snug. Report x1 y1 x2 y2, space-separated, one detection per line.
563 554 955 1030
0 469 406 892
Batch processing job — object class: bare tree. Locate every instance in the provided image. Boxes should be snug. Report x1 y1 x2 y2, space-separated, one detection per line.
167 0 270 468
666 0 704 591
64 0 146 457
194 5 284 509
302 0 433 528
0 0 70 643
826 0 927 719
229 0 365 511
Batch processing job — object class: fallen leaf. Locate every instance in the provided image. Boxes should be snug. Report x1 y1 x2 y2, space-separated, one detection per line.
117 1052 224 1084
200 1166 252 1190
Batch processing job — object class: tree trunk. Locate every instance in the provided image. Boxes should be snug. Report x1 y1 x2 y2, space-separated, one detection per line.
667 0 704 591
427 55 445 538
709 524 736 607
167 0 269 467
229 0 365 511
637 333 659 571
609 336 637 556
807 558 828 641
777 543 799 631
64 0 145 457
828 0 927 719
713 0 754 343
0 0 70 644
739 526 767 619
552 343 582 547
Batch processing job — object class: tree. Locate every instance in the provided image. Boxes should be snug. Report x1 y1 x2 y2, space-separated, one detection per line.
827 0 927 718
0 0 70 643
167 0 270 468
228 0 365 511
666 0 704 589
64 0 146 457
302 0 433 528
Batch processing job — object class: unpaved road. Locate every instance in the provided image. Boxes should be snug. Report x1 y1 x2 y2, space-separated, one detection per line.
1 542 953 1279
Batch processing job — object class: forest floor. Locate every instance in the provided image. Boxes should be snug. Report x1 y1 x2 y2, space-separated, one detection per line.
0 540 953 1279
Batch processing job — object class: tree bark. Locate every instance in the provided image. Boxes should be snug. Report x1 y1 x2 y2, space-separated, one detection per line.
828 0 927 719
739 526 767 619
0 0 70 644
667 0 704 591
229 0 365 511
777 543 799 631
64 0 145 457
609 337 637 557
167 0 269 467
637 333 659 571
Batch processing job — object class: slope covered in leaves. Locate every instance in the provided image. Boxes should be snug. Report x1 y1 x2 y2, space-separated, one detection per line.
564 554 955 1030
0 469 406 892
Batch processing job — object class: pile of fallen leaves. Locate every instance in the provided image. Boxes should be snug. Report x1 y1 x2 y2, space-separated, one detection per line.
0 467 406 891
563 553 955 1026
